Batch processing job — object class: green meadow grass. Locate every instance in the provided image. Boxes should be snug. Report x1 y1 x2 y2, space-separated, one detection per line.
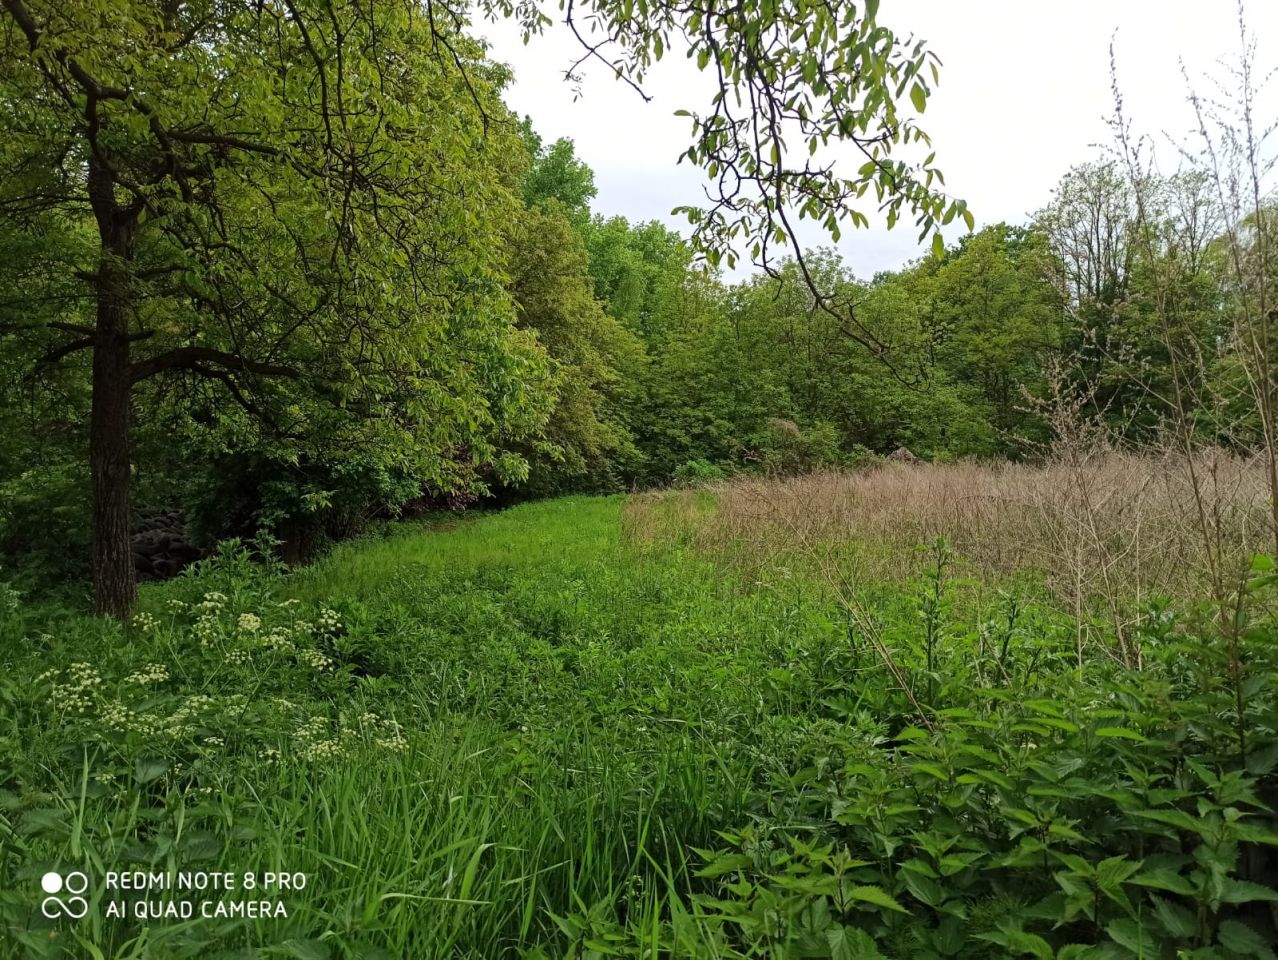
2 494 1276 959
0 497 834 958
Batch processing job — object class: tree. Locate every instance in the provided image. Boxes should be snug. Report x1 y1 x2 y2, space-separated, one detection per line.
519 120 598 217
1037 162 1136 310
2 0 956 617
929 225 1064 440
1037 163 1229 439
582 216 706 345
485 0 960 352
0 0 543 616
505 203 645 493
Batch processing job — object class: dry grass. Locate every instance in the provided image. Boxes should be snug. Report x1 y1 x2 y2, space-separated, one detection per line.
624 450 1274 663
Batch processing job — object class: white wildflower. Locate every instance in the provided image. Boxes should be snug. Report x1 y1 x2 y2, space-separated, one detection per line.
131 612 158 632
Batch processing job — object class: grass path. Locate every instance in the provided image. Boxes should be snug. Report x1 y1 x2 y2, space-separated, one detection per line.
127 495 825 957
1 494 864 958
290 496 628 605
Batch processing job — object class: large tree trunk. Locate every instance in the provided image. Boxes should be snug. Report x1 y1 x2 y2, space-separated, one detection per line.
87 159 138 618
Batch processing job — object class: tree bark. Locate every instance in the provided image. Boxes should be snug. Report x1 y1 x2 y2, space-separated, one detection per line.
87 158 138 618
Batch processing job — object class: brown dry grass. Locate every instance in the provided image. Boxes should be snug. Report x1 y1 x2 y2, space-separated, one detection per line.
623 450 1273 662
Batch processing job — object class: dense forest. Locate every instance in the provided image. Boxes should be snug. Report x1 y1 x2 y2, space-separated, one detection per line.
1 100 1263 603
3 1 1278 958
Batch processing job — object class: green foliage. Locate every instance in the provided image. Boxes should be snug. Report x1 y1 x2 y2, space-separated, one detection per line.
519 119 599 216
0 0 974 610
620 232 1061 480
505 204 645 495
672 458 728 487
3 0 1233 592
1034 163 1231 441
0 0 559 603
691 657 1278 958
3 494 1276 957
753 418 845 475
481 0 957 270
581 215 706 342
0 462 90 591
929 226 1065 439
0 499 779 956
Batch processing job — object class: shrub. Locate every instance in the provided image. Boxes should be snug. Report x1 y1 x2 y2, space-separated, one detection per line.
673 458 728 487
751 418 844 475
0 462 91 591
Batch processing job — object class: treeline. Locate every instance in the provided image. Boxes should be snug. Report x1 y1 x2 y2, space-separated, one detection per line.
0 128 1263 587
2 0 969 615
0 26 1268 595
507 142 1261 489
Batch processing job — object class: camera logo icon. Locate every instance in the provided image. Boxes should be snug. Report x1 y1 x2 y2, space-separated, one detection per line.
40 871 89 920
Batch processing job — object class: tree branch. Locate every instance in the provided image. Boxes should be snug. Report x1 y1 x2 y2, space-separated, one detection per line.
131 347 299 384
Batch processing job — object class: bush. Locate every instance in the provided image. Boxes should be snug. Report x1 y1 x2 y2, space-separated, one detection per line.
752 418 844 475
0 461 90 592
673 458 728 487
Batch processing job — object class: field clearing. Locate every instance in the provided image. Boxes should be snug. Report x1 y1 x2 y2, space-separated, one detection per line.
629 454 1277 665
2 469 1277 958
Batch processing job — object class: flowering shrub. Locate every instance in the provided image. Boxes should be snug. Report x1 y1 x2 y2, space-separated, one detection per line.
16 545 404 784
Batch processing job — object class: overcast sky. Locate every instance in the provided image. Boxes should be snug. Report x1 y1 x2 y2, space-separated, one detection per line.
478 2 1276 281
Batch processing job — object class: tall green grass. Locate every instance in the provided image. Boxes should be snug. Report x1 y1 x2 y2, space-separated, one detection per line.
3 493 1275 958
0 497 819 957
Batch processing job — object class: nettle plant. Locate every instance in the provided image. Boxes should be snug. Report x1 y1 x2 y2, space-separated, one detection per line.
683 572 1278 959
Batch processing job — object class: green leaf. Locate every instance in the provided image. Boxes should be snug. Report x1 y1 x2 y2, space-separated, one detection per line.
1150 895 1197 939
695 853 754 878
134 757 169 784
910 82 927 113
846 885 908 913
911 762 950 781
902 869 947 907
1244 742 1278 776
931 917 966 956
1130 868 1196 896
1219 879 1278 904
1134 808 1205 834
827 925 883 960
1216 919 1272 957
1095 726 1146 741
1231 821 1278 845
1107 918 1156 955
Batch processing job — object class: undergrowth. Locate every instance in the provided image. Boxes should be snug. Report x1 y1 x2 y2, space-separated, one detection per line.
1 493 1276 958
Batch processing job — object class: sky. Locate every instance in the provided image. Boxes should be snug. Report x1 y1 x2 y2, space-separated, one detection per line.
477 2 1277 281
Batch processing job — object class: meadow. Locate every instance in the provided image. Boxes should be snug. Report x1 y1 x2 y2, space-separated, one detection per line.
2 1 1275 956
2 458 1277 959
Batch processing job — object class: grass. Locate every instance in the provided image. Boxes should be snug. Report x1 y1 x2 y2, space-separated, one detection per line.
2 472 1277 958
629 452 1275 666
0 497 820 957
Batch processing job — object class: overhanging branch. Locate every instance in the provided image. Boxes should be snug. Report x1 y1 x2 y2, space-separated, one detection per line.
131 347 299 384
